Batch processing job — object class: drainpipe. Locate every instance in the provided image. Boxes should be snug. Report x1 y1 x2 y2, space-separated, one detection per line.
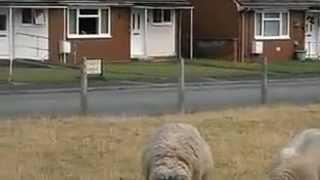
179 9 182 58
144 8 148 58
63 8 67 64
190 8 193 60
241 11 246 63
8 7 14 83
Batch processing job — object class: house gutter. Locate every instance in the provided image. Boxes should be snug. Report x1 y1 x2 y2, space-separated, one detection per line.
0 2 134 7
239 3 312 10
133 6 193 9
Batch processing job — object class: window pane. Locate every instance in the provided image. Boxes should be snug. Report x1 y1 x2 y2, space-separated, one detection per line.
132 13 136 30
80 9 98 15
282 13 288 35
69 9 77 34
264 20 280 36
256 13 262 36
163 10 171 22
79 17 99 34
22 9 32 24
101 9 109 34
153 9 162 23
264 13 280 19
0 15 6 31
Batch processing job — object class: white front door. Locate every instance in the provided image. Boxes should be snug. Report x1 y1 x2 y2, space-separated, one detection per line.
130 9 145 58
0 9 9 59
305 13 319 58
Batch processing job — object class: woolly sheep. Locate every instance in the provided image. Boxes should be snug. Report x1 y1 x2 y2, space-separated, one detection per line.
270 129 320 180
142 123 213 180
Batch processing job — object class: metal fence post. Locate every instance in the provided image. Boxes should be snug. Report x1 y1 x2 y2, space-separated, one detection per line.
178 9 185 114
8 7 13 83
80 57 88 115
261 56 268 104
178 58 185 113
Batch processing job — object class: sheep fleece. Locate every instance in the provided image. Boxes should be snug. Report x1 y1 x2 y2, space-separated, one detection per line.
270 129 320 180
142 123 213 180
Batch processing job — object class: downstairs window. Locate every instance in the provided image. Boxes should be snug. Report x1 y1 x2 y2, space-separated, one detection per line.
152 9 172 25
255 11 289 39
22 9 46 25
68 8 111 38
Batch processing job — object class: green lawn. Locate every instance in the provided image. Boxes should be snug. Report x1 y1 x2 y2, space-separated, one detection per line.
0 66 79 84
104 62 259 82
194 59 320 74
1 59 320 85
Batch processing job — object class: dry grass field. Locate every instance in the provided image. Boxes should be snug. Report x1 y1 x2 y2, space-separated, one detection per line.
1 104 320 180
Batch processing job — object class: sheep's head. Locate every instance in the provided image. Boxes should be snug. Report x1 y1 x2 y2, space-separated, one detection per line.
270 169 298 180
149 165 191 180
270 160 314 180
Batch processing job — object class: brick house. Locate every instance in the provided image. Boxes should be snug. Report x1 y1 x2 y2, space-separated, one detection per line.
190 0 320 61
0 0 192 64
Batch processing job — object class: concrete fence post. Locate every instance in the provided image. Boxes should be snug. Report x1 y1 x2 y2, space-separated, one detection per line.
80 57 88 115
261 56 268 104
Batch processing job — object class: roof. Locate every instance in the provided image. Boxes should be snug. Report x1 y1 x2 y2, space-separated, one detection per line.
237 0 320 9
0 0 191 7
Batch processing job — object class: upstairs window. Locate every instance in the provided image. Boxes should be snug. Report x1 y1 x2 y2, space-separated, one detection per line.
68 8 110 38
255 11 289 39
152 9 172 25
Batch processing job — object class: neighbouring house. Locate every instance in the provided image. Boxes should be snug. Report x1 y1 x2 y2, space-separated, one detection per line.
189 0 320 61
0 0 192 64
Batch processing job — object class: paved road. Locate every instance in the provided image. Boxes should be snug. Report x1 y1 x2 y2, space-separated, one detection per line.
1 78 320 117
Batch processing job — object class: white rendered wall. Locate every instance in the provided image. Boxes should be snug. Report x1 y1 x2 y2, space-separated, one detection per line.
14 9 49 61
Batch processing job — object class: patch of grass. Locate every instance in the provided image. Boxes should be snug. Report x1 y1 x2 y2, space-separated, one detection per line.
0 66 79 84
195 59 320 75
267 60 320 74
0 104 320 179
105 62 258 82
2 59 320 85
192 59 261 71
0 62 257 84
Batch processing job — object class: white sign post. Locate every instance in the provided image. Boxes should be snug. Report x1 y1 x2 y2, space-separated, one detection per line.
252 41 268 104
80 57 103 114
85 59 103 75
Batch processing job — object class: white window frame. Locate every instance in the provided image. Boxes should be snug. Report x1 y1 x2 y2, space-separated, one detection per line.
254 10 290 40
67 8 111 39
151 9 173 26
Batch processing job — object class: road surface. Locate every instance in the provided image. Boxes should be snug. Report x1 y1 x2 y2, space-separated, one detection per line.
1 78 320 117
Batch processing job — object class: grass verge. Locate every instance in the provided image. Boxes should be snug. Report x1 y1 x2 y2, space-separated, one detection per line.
1 59 320 85
0 104 320 180
195 59 320 75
